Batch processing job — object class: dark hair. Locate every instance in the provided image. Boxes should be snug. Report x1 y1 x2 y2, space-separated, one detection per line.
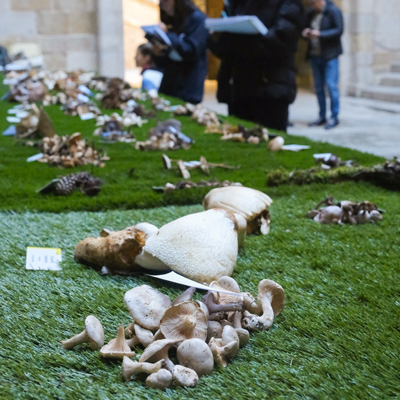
160 0 198 33
137 43 154 62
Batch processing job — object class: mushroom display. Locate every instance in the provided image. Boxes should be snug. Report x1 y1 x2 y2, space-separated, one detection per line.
203 186 273 235
124 285 171 330
61 315 104 350
100 325 136 359
138 209 241 283
176 339 214 377
160 301 208 342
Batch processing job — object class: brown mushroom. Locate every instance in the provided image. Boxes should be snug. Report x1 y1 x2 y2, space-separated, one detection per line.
61 315 104 350
160 301 208 342
100 325 136 359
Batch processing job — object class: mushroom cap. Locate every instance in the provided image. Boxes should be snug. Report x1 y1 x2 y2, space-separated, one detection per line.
133 324 154 347
139 339 179 363
177 338 214 377
100 325 135 359
146 369 173 390
203 186 272 222
268 136 284 151
160 301 208 341
142 209 239 283
124 285 172 330
258 279 285 317
172 365 199 388
84 315 105 350
134 222 158 239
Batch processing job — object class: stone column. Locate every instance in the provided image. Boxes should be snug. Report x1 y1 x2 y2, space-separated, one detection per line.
97 0 125 78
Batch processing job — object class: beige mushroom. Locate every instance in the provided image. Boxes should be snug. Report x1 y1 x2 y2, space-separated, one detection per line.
203 186 273 235
172 365 198 388
177 338 214 377
232 311 249 348
160 301 208 342
242 279 284 331
122 357 166 381
178 159 191 179
268 136 284 151
138 209 240 283
314 206 344 224
146 369 173 390
100 325 136 359
61 315 104 350
124 285 172 330
208 325 240 367
126 323 154 348
207 321 223 342
202 291 244 315
139 339 179 372
172 287 196 306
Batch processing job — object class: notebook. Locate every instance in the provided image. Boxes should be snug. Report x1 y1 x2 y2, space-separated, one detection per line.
205 16 268 35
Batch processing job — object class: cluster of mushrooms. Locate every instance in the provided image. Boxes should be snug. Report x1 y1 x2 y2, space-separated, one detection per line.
61 277 284 390
307 196 383 225
74 186 273 283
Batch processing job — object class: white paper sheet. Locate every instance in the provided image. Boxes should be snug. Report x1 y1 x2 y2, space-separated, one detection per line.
313 153 332 162
80 112 95 120
146 271 242 296
27 153 44 162
26 247 62 270
282 144 311 151
205 16 268 35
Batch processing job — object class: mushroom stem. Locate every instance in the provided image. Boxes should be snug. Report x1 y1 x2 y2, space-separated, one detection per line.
257 297 274 329
126 336 140 348
203 292 244 314
243 293 262 315
122 357 166 381
61 330 87 349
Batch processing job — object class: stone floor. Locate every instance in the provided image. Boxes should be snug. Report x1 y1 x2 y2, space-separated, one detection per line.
203 83 400 159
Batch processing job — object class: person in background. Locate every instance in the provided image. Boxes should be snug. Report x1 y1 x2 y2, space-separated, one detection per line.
153 0 209 104
303 0 344 130
208 0 304 132
135 43 163 91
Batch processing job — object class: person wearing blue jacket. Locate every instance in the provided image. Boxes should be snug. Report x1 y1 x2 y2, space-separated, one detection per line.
154 0 209 104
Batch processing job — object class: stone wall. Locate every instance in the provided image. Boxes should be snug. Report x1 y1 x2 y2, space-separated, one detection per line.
0 0 98 71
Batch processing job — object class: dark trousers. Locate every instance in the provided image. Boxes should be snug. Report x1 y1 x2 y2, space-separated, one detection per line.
228 97 289 132
310 57 340 119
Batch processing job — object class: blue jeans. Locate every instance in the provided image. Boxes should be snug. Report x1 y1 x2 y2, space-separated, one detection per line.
311 57 340 119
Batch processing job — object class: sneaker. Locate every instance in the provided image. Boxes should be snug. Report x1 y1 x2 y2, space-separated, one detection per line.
325 117 339 130
308 117 327 127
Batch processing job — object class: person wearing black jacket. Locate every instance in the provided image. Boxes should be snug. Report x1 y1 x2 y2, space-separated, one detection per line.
153 0 208 104
208 0 304 132
303 0 344 129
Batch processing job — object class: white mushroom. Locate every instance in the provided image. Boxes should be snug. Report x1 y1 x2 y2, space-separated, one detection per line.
139 339 179 372
137 209 240 283
242 279 284 331
100 325 136 359
61 316 104 350
203 186 273 235
122 357 166 381
177 338 214 377
232 311 249 348
146 369 173 390
314 206 344 224
172 365 198 388
208 325 240 367
207 321 223 342
126 324 154 348
124 285 172 330
268 136 284 151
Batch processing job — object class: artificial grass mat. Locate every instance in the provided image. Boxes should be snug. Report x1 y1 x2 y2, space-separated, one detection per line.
1 181 400 399
0 81 384 213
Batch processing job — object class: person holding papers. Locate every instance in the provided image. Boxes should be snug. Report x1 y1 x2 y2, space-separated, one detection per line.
152 0 209 104
135 43 163 91
208 0 304 132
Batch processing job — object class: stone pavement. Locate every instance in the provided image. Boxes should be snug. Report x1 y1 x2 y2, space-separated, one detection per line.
203 82 400 159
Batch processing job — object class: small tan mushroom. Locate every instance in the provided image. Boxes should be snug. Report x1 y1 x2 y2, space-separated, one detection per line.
100 325 136 359
178 159 191 179
160 301 208 342
177 338 214 377
61 315 104 350
146 369 173 390
124 285 172 330
126 323 154 348
203 186 273 235
242 279 284 331
207 321 223 342
202 291 244 315
172 287 196 306
139 339 179 372
122 357 166 381
232 312 249 348
268 136 284 151
172 365 198 388
208 325 240 367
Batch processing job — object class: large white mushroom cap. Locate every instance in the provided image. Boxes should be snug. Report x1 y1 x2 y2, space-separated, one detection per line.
203 186 272 222
139 209 239 284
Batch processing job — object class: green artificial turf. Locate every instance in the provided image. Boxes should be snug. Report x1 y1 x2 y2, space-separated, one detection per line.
1 187 400 399
0 81 384 213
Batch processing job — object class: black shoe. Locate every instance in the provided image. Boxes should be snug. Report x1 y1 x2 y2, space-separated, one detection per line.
308 117 327 127
325 117 339 130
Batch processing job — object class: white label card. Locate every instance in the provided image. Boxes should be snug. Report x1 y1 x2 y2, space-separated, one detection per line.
27 153 44 162
80 112 95 120
26 247 62 270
